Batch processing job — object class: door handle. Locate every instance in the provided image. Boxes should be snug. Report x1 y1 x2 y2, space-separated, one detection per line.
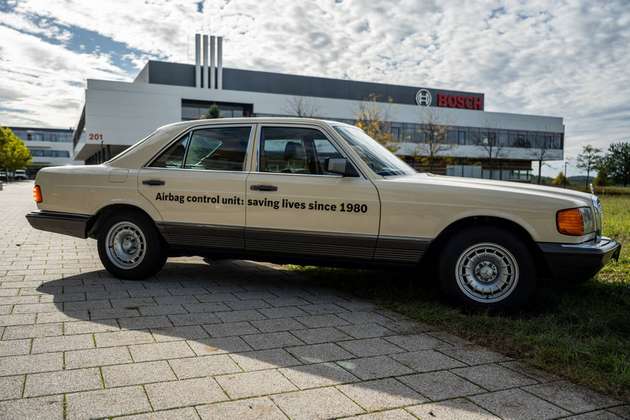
142 179 165 186
250 184 278 192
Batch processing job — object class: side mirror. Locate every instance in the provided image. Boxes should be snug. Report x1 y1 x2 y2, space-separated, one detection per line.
326 158 357 177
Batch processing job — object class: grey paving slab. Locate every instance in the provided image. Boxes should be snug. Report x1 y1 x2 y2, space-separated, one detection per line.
197 397 288 420
338 338 405 357
0 352 63 375
258 306 308 319
279 362 358 389
31 333 94 353
2 322 62 339
66 385 152 420
338 378 427 411
151 325 208 342
343 408 417 419
169 354 242 378
295 314 349 328
453 364 538 391
187 336 252 355
251 317 305 333
118 407 201 420
471 388 570 420
230 348 301 371
215 309 266 323
202 320 259 337
338 355 413 380
24 367 102 397
0 339 30 356
0 394 64 420
94 329 155 347
398 370 484 400
66 346 133 369
337 323 394 339
525 381 621 413
271 387 364 420
287 342 354 363
216 370 297 399
102 360 176 387
0 375 24 400
440 345 512 365
291 326 352 344
406 398 501 419
384 333 450 351
566 411 625 419
64 319 119 334
242 331 304 350
129 340 195 361
391 349 466 372
145 377 228 410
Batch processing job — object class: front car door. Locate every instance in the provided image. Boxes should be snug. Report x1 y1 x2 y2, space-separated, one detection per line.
245 124 380 261
138 124 254 251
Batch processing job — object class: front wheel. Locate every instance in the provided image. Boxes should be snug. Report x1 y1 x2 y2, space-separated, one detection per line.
438 227 536 310
97 211 166 280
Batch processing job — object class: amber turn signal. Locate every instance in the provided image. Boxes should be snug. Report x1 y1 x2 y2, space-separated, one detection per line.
33 185 43 203
557 208 584 236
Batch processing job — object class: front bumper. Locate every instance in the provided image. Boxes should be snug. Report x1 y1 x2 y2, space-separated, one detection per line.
538 237 621 282
26 211 90 239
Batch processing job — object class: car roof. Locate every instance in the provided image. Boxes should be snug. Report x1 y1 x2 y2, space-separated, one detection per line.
158 117 354 131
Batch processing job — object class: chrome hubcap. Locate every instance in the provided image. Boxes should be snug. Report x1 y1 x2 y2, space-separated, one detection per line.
105 221 146 269
455 242 519 303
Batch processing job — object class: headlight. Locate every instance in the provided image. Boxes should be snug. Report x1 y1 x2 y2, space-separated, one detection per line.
557 207 594 236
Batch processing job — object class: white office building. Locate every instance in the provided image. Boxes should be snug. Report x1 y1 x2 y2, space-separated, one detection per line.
72 34 564 181
10 127 83 175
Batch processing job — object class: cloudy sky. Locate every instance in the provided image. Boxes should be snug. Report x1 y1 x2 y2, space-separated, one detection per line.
1 0 629 174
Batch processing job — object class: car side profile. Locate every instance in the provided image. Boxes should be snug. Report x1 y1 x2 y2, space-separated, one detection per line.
27 118 620 310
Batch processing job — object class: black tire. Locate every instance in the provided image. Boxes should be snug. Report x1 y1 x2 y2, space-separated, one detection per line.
97 211 166 280
438 226 537 311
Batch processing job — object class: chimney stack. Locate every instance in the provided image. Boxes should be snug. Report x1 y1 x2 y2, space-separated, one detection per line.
194 34 201 88
210 35 216 89
217 36 223 90
202 35 209 88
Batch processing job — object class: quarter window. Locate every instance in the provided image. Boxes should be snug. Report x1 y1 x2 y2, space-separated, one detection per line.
151 126 251 171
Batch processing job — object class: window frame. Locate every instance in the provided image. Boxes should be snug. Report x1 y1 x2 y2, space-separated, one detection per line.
253 124 364 179
144 124 255 173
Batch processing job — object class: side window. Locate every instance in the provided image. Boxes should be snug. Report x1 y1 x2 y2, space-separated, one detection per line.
151 134 189 168
259 127 346 175
151 126 251 171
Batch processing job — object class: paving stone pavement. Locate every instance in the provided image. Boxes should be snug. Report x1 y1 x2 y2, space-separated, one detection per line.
0 181 627 420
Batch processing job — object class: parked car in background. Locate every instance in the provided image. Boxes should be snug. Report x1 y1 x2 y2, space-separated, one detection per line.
26 118 621 310
14 170 28 180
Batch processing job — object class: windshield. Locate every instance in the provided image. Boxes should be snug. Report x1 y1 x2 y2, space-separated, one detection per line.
334 125 415 176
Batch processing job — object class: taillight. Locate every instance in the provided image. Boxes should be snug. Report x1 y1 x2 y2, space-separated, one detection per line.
33 185 43 203
556 208 584 236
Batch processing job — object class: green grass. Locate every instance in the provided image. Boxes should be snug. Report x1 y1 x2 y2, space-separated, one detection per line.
289 195 630 400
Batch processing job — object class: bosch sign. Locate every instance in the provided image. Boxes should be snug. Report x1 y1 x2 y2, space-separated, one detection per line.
415 88 484 111
437 93 483 110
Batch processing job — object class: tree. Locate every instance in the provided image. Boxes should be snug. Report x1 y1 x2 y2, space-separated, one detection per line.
533 134 552 184
0 127 31 181
415 107 452 173
593 164 609 187
475 125 504 179
285 96 318 117
576 145 603 188
203 104 220 119
552 171 569 187
605 141 630 186
355 93 394 148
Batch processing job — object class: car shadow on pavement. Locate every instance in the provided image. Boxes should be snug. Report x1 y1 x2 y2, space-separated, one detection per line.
35 259 486 413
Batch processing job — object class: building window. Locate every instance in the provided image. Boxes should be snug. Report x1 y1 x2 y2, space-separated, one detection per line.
29 150 71 158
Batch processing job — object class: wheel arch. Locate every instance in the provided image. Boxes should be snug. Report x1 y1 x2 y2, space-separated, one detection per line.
423 215 550 278
86 203 159 239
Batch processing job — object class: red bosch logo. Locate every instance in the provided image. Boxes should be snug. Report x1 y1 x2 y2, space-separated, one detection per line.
436 93 483 110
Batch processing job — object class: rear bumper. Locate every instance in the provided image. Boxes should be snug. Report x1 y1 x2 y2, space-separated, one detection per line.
538 237 621 281
25 211 90 239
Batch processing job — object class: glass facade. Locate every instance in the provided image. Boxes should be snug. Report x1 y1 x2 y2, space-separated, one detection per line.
181 100 253 120
11 128 73 143
29 149 71 158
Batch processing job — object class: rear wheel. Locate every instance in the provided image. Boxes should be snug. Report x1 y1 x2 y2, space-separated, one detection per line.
438 226 536 310
97 211 166 280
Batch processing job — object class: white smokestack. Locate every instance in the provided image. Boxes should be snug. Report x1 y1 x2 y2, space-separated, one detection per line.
210 35 216 89
202 34 209 88
217 36 223 90
194 34 201 88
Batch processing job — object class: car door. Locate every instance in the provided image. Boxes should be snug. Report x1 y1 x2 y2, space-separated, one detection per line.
245 124 380 261
138 124 254 250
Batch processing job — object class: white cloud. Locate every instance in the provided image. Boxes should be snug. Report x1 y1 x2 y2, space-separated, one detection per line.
1 0 629 175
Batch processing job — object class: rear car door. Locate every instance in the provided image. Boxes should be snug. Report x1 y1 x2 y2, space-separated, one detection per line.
245 124 380 261
138 124 254 251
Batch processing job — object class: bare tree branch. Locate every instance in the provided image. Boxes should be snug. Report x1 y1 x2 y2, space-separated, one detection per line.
285 96 319 118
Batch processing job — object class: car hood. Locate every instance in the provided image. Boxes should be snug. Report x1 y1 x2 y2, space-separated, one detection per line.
387 173 594 207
